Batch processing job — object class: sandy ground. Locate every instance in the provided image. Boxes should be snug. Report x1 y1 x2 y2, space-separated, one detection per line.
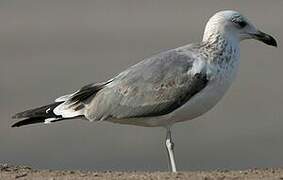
1 164 283 180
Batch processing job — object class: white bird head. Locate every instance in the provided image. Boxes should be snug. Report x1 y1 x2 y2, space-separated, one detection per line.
203 10 277 47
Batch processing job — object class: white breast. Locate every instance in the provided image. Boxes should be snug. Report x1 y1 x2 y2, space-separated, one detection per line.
169 58 240 124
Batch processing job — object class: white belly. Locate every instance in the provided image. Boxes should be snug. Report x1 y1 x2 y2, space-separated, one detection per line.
169 61 239 125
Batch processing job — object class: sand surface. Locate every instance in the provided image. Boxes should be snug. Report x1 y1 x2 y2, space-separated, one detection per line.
1 164 283 180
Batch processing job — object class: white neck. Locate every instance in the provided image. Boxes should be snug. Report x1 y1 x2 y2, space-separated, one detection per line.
201 30 240 65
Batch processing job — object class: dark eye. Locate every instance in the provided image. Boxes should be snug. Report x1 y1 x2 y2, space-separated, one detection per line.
236 20 247 28
231 16 247 28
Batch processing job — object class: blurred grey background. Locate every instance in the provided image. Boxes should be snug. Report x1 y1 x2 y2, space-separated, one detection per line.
1 0 282 171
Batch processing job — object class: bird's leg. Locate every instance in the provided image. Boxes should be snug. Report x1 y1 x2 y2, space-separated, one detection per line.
165 127 177 172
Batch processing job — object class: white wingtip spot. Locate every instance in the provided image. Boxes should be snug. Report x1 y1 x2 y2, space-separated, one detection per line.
44 118 58 124
46 108 51 113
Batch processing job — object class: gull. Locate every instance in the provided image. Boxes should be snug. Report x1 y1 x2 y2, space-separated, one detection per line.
12 10 277 172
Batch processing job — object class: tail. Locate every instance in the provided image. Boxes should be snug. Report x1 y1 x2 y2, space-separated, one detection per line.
12 102 69 127
12 80 112 127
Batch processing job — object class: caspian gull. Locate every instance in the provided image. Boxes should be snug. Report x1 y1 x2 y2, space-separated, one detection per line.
12 10 277 172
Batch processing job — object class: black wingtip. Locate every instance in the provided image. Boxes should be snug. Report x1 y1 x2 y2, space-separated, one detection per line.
11 123 20 128
11 122 23 128
11 117 46 128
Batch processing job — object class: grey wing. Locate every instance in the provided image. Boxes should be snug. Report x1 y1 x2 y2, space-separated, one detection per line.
85 49 209 121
